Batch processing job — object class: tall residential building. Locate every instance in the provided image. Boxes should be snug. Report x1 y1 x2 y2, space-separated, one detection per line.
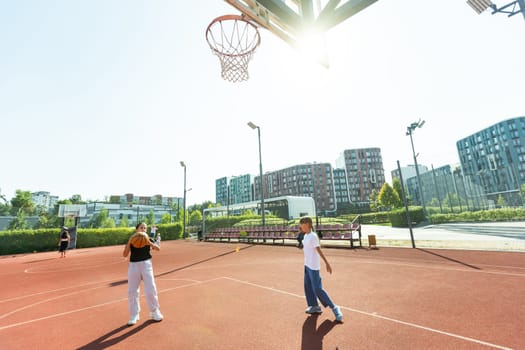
109 193 181 207
215 147 386 215
391 164 429 188
336 148 385 205
31 191 59 211
215 177 228 206
215 174 253 205
253 163 336 215
333 168 350 209
230 174 253 204
457 116 525 206
215 175 253 206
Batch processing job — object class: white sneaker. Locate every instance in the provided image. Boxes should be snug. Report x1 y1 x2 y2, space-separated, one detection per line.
305 306 322 314
150 309 164 322
332 306 343 322
127 315 139 326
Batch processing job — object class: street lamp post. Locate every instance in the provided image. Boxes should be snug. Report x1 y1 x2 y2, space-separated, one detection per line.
406 119 427 218
180 161 187 238
247 121 265 227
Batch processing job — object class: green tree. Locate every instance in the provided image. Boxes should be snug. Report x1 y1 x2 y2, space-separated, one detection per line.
119 216 130 227
369 189 379 212
69 194 85 204
189 210 202 225
33 212 60 229
146 210 155 225
90 208 115 228
0 202 11 216
378 183 402 209
159 213 172 224
497 194 507 208
392 178 404 203
10 190 34 216
8 209 30 230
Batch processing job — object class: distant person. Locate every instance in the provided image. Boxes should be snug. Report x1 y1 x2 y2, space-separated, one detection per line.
58 227 70 258
123 222 164 326
299 216 343 322
149 224 157 239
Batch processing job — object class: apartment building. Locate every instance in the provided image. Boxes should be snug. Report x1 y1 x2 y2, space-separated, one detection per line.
457 116 525 206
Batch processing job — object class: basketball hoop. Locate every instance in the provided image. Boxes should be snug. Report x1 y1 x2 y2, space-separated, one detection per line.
206 14 261 82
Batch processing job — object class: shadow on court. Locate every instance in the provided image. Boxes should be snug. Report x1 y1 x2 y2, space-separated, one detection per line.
76 320 157 349
301 314 339 350
417 248 481 270
108 244 258 287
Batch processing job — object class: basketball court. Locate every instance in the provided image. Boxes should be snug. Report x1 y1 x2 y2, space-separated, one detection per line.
1 240 523 349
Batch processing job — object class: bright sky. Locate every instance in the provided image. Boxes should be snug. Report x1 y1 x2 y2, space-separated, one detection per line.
1 1 524 205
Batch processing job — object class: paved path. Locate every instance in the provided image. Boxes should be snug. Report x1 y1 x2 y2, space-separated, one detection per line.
360 221 525 252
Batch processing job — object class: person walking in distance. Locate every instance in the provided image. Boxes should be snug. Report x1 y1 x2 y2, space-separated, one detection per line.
299 216 343 322
58 227 70 258
123 222 164 326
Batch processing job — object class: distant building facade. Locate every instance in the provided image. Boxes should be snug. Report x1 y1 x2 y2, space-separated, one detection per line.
109 193 181 207
215 147 386 216
457 116 525 206
391 164 429 188
215 175 253 206
336 148 386 206
254 162 336 215
31 191 59 212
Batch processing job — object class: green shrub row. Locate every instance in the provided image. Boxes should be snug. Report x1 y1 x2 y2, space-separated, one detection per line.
352 207 525 227
429 207 525 224
0 223 183 255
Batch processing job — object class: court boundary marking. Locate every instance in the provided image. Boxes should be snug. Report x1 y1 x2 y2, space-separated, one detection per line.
0 275 513 350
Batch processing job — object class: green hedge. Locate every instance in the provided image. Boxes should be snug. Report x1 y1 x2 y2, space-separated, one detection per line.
429 208 525 224
388 207 425 227
0 223 183 256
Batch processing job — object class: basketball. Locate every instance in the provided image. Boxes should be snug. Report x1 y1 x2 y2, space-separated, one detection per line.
130 233 150 248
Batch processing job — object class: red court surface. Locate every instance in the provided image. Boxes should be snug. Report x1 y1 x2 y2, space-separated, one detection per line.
1 240 524 350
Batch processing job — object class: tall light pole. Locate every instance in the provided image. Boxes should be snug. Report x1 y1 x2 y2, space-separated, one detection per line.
406 119 427 218
180 161 187 238
247 121 265 227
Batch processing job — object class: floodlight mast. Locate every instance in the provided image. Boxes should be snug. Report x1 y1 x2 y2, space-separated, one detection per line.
247 121 265 228
406 119 427 219
467 0 525 21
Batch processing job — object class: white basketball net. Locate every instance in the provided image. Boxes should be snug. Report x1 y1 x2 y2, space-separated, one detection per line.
206 15 261 82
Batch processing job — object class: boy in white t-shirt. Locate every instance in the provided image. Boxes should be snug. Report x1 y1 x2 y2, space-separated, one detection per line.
299 216 343 322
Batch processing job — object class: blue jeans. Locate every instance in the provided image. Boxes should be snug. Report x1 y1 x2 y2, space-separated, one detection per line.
304 266 335 309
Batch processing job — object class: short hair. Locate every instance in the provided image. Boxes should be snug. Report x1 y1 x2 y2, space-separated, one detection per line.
299 217 313 225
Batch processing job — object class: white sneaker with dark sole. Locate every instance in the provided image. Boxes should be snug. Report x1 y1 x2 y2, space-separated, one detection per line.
305 306 322 314
150 309 164 322
332 306 343 322
127 315 139 326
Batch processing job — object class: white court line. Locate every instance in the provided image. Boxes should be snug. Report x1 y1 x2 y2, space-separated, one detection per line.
0 278 206 331
0 284 112 321
0 279 117 304
328 252 525 272
222 277 513 350
24 257 126 274
336 258 525 278
0 275 514 350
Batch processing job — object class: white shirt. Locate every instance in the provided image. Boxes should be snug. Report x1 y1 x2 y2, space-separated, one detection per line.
303 231 321 270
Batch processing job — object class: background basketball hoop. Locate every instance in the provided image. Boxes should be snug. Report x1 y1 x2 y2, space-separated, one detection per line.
206 14 261 82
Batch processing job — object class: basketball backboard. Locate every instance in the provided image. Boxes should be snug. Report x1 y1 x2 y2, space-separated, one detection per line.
58 204 87 218
209 0 379 80
223 0 379 49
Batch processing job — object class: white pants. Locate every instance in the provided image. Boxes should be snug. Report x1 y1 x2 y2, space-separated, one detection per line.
128 259 160 317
